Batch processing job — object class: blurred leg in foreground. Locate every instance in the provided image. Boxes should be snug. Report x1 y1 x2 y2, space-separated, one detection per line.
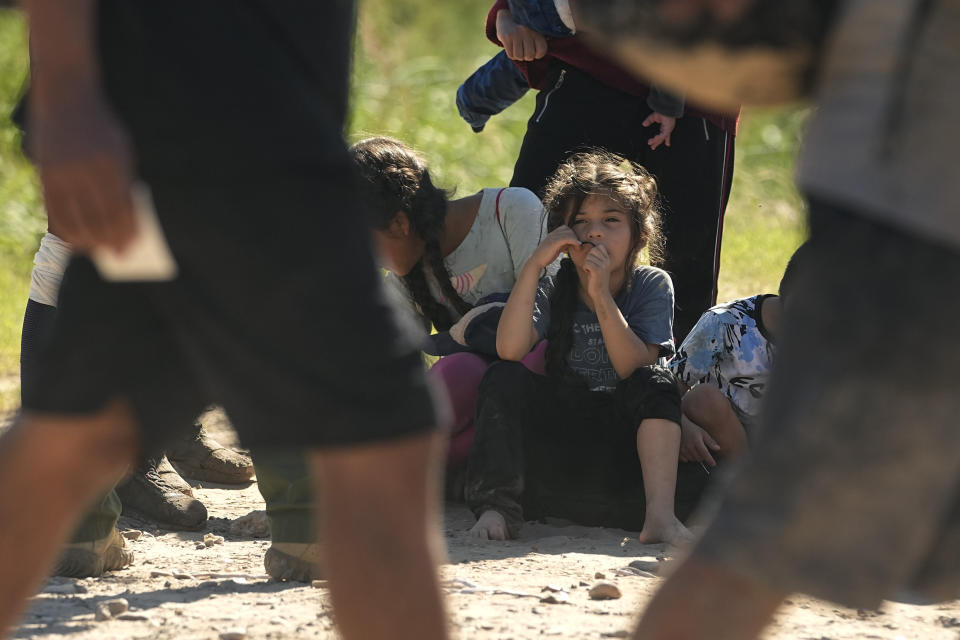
8 2 451 638
635 201 960 638
0 403 138 631
312 432 448 640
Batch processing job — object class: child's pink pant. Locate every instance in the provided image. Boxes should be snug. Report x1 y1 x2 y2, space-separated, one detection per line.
431 341 547 468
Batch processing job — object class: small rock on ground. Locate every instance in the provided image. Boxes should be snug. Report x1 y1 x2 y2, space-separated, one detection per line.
101 598 130 615
589 582 622 600
94 598 130 621
203 533 225 547
230 510 270 538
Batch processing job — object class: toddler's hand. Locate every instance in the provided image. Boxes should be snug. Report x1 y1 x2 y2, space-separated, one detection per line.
496 9 548 61
642 112 676 150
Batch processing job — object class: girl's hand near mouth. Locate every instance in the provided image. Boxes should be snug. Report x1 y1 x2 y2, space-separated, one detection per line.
566 239 595 268
531 225 582 270
582 243 613 299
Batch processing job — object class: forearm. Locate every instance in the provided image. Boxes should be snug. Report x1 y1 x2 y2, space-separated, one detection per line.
496 260 542 360
594 293 658 378
19 0 137 254
22 0 101 104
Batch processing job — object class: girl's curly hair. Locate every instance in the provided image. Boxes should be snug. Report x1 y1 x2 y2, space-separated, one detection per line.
350 137 472 331
540 150 665 385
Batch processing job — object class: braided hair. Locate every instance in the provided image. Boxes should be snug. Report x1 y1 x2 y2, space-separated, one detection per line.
350 137 472 331
540 150 664 385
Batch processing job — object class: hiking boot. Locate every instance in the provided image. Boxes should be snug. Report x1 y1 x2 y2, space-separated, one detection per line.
53 528 133 578
116 456 208 530
263 542 324 582
168 423 255 484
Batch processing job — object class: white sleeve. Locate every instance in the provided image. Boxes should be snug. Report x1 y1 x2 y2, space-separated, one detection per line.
29 232 72 307
496 187 548 279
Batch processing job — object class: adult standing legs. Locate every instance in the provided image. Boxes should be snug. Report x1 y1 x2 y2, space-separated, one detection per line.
641 115 734 340
20 240 130 575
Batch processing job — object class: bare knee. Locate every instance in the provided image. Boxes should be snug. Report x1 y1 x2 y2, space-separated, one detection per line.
681 383 729 424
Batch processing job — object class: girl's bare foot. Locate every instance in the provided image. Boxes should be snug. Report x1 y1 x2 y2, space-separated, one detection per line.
469 510 509 540
636 513 695 546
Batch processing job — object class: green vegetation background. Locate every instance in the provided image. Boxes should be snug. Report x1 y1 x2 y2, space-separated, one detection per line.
0 1 805 411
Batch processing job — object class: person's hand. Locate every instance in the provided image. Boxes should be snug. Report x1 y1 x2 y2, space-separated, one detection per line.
496 9 548 61
679 413 720 466
642 112 676 150
30 83 137 253
530 225 582 269
582 243 612 300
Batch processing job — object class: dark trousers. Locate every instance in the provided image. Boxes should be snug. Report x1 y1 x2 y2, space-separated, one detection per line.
510 63 735 342
465 361 709 536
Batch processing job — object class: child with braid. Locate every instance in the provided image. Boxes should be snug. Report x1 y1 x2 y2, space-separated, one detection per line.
466 151 697 544
350 137 552 468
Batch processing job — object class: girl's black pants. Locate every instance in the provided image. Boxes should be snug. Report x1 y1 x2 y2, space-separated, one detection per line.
464 361 710 536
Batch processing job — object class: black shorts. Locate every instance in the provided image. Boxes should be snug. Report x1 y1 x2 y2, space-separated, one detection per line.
694 199 960 608
21 176 438 455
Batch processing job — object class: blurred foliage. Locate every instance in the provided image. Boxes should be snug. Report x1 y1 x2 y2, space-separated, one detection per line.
0 11 37 388
350 0 535 192
0 12 42 258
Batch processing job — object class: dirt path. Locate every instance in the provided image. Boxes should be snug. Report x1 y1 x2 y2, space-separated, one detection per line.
11 411 960 639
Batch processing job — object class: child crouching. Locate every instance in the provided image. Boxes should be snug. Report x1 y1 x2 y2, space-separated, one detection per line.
671 242 811 467
465 150 699 544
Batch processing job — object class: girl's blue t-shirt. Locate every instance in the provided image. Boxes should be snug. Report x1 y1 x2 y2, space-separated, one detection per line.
532 265 676 391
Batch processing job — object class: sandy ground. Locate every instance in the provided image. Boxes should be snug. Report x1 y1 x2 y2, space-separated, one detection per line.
8 410 960 640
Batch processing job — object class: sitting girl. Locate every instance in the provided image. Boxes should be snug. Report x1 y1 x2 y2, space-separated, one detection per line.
466 150 694 544
350 137 552 469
